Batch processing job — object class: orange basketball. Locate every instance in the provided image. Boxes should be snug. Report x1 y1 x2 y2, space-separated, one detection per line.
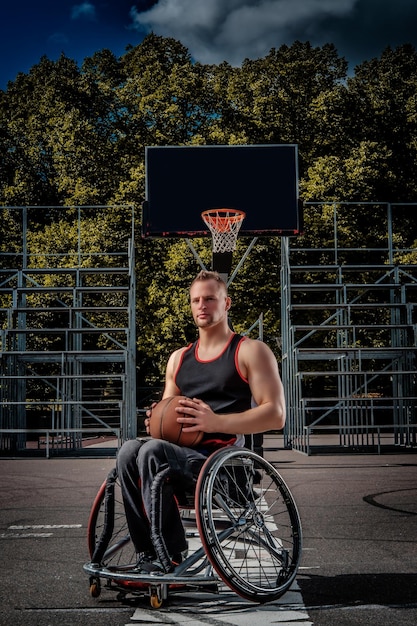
149 396 204 448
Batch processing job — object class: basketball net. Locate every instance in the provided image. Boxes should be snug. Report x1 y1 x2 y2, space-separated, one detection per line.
201 209 246 253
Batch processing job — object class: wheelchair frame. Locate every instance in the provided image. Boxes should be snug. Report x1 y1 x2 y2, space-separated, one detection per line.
83 446 302 608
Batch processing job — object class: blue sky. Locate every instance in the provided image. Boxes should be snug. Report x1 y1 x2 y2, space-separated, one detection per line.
2 0 417 90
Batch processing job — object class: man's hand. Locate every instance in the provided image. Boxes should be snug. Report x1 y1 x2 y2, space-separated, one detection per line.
144 402 157 435
176 397 218 433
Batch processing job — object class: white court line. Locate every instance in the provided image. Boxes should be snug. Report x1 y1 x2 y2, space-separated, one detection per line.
8 524 82 529
1 532 53 538
1 524 83 538
129 582 313 625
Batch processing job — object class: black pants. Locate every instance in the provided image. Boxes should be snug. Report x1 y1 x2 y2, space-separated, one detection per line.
117 438 207 557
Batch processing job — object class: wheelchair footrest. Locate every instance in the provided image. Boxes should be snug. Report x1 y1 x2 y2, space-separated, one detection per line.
83 561 219 586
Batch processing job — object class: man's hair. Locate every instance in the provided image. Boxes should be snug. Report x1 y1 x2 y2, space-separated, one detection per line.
190 270 227 292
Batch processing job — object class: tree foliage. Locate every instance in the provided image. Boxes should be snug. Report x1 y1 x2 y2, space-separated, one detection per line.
1 35 417 385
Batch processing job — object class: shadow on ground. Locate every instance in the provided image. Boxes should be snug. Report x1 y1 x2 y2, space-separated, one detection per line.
298 572 417 608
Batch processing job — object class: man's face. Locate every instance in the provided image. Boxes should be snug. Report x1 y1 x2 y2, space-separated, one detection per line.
190 279 230 329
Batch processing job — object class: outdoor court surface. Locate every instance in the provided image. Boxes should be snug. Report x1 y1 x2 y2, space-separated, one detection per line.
1 434 416 626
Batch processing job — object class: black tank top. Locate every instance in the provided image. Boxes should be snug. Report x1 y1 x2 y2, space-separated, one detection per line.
174 333 252 450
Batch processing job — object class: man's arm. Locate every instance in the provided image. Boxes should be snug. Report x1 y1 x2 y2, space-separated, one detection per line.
241 338 286 432
144 348 184 434
161 348 184 399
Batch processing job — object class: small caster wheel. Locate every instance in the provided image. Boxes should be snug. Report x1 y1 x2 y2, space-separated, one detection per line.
150 592 163 608
90 579 101 598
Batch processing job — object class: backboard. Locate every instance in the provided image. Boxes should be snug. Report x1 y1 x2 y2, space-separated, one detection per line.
142 144 301 238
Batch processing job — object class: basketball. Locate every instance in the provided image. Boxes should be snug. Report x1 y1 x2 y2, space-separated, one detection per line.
149 396 204 447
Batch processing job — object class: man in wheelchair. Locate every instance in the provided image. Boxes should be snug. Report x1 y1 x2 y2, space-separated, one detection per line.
117 270 286 575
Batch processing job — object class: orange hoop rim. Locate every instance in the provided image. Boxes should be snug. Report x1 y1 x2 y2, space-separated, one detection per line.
201 209 246 233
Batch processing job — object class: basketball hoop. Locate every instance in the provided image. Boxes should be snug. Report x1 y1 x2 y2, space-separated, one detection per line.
201 209 246 253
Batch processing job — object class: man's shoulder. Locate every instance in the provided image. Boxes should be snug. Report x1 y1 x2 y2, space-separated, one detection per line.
170 343 193 364
238 335 260 348
238 336 274 357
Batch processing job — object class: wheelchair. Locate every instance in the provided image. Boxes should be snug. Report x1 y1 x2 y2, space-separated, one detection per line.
83 445 302 608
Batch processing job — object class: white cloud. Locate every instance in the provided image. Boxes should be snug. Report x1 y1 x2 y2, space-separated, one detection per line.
130 0 359 64
71 2 97 21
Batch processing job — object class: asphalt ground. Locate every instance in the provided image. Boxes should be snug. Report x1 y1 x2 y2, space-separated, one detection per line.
0 435 416 626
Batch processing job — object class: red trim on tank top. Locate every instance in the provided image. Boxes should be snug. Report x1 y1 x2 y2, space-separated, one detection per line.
194 333 235 363
200 436 237 449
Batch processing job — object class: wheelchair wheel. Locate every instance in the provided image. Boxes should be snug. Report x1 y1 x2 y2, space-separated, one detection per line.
195 447 302 604
87 468 136 570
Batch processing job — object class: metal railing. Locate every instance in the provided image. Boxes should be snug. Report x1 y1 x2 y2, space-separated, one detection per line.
0 428 121 458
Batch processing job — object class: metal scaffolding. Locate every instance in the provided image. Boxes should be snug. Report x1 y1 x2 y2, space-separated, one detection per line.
0 206 136 455
281 202 417 454
2 202 416 457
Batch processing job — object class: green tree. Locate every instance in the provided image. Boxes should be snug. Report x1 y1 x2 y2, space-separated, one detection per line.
2 35 417 387
0 53 129 206
340 44 417 200
217 41 347 169
120 34 217 146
